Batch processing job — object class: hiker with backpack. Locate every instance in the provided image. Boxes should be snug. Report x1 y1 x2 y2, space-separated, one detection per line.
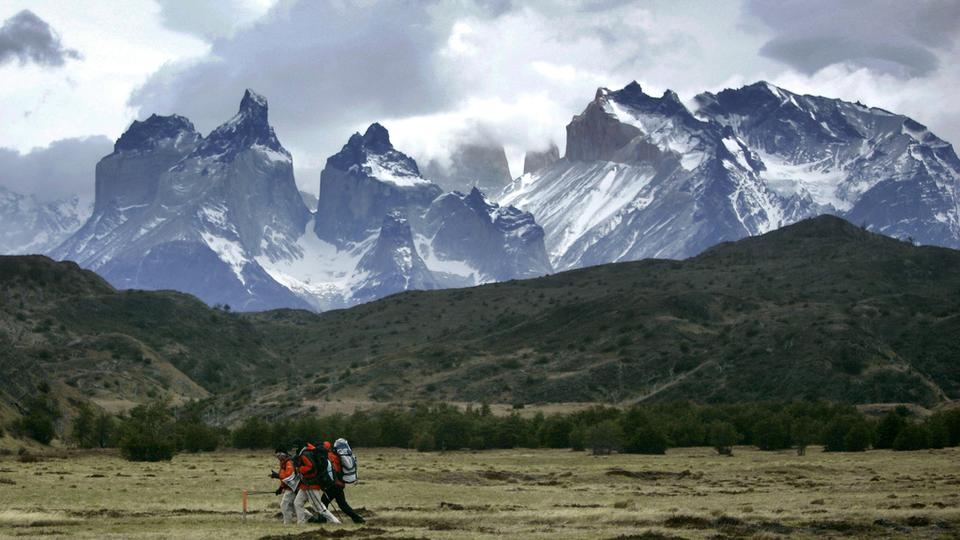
295 442 341 524
319 438 365 524
269 447 299 524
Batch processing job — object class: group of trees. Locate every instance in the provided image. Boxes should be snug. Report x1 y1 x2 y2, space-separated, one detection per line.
229 401 960 456
11 396 960 461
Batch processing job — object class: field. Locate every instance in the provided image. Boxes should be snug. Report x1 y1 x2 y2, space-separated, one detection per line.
0 446 958 539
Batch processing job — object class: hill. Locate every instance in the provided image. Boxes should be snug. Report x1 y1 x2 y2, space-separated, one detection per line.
1 216 959 427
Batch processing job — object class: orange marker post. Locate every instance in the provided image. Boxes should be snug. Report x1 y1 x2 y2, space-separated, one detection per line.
242 489 248 521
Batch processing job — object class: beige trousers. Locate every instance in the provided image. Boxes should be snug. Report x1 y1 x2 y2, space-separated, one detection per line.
280 489 297 524
294 489 315 524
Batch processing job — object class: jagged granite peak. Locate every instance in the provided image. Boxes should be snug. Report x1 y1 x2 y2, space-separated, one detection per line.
694 80 960 246
315 123 440 246
352 212 438 303
500 79 960 272
189 88 288 163
114 114 199 153
421 141 513 194
424 187 552 281
522 142 560 175
53 88 310 311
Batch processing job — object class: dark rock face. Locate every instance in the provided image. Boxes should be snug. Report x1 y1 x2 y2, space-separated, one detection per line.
565 95 642 162
315 123 441 247
352 213 438 303
53 89 310 310
422 142 513 194
95 115 201 214
424 188 551 281
522 143 560 175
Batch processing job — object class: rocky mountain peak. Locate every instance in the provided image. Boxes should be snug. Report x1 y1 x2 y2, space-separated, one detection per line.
523 143 560 174
362 122 393 153
194 89 285 161
114 114 198 153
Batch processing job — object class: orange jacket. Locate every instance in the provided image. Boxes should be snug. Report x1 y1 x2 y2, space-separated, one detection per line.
278 457 294 491
324 441 345 488
297 444 322 490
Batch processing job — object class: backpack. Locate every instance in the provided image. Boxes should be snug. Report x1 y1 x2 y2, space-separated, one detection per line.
299 446 336 490
333 438 357 484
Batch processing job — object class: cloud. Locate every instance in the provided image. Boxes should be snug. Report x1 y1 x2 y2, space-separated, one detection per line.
746 0 960 78
129 1 454 159
0 136 112 203
0 9 81 67
153 0 279 40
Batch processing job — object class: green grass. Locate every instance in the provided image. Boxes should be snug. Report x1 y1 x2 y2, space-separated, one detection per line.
0 446 958 539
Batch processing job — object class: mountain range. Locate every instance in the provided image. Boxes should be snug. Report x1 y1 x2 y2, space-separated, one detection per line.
49 92 550 310
0 186 88 255
2 216 957 426
3 80 959 310
501 81 960 270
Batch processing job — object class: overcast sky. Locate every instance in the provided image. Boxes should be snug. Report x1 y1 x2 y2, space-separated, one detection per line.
1 0 958 203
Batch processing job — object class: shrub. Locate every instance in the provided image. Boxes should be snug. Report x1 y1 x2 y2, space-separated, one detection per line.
893 424 930 451
413 431 436 452
753 414 792 451
843 423 871 452
117 402 176 461
873 411 906 449
15 396 60 444
708 421 739 456
586 420 624 455
822 415 871 452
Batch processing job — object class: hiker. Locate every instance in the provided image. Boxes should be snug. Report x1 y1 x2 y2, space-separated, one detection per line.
320 439 365 523
296 442 340 524
269 447 298 524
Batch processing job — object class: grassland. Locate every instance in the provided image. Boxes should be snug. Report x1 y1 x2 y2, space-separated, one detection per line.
0 446 958 539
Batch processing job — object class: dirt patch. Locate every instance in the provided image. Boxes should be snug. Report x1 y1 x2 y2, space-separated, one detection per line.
259 527 405 539
605 469 702 481
605 533 687 540
662 515 712 529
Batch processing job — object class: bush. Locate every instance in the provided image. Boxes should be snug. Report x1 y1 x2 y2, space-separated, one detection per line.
893 424 930 451
16 396 60 444
117 402 176 461
843 423 872 452
413 431 436 452
178 422 220 452
874 411 906 449
232 417 273 449
708 421 739 455
71 403 97 448
823 415 871 452
586 420 623 455
753 414 791 451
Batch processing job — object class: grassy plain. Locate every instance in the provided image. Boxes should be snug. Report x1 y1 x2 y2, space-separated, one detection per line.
0 446 958 539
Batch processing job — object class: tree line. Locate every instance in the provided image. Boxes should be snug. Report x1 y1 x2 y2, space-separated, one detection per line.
10 395 960 461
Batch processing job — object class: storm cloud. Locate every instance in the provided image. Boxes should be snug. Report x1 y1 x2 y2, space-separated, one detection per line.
0 9 80 67
129 1 454 162
0 136 112 203
747 0 960 78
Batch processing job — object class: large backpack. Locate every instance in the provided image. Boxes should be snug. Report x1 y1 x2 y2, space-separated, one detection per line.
333 438 357 484
299 446 336 490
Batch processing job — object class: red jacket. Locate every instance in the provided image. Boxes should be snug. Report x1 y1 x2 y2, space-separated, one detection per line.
323 441 345 488
297 444 323 491
278 457 294 492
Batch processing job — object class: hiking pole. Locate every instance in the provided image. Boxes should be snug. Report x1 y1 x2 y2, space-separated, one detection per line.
323 490 344 522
